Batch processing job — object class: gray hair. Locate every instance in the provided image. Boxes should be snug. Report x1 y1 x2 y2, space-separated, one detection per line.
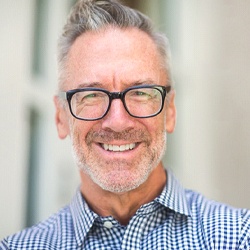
57 0 173 88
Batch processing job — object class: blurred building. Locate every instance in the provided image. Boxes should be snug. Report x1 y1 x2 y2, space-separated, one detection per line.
1 0 250 239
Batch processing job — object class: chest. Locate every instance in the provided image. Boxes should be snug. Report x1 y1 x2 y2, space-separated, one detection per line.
82 209 207 250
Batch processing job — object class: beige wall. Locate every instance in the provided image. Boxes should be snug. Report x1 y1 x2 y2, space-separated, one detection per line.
0 0 33 237
160 0 250 208
0 0 78 238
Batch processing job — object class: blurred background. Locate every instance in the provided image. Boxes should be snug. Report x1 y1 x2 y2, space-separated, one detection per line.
1 0 250 239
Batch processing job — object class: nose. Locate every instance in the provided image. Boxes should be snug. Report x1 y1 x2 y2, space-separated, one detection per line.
101 98 136 132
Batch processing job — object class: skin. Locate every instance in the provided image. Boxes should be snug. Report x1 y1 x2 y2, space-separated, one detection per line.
54 27 176 225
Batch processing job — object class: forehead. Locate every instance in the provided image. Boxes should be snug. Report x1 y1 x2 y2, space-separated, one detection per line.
64 27 166 89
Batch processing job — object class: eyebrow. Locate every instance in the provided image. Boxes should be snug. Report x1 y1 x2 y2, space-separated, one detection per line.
75 79 157 89
76 82 104 88
131 79 156 86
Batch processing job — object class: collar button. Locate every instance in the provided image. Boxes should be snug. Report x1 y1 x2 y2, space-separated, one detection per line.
103 221 113 229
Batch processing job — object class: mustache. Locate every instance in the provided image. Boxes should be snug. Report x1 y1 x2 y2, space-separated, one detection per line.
86 129 151 144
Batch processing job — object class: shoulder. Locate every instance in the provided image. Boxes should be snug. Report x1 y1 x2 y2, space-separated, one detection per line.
1 206 76 250
185 189 250 220
185 189 250 248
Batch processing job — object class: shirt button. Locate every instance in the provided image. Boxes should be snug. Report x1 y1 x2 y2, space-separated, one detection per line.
103 221 113 229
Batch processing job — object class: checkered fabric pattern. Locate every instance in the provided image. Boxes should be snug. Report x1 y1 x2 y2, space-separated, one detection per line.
1 171 250 249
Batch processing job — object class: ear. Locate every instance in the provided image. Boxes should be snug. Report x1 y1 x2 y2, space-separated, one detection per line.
165 91 176 134
53 96 70 139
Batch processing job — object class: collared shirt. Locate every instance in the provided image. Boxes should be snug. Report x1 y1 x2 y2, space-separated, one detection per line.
1 171 250 249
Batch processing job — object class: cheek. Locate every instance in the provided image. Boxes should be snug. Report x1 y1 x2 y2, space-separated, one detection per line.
69 120 98 144
141 118 166 143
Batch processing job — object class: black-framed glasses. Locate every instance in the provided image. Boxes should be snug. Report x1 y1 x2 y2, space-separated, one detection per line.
59 84 171 121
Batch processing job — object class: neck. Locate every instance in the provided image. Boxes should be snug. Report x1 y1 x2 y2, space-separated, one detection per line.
80 164 167 225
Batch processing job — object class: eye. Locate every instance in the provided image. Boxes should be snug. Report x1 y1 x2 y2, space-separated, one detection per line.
83 93 97 99
134 91 149 96
79 91 106 101
129 88 159 99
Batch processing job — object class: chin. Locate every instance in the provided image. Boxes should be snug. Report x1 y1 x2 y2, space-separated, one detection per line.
89 169 151 193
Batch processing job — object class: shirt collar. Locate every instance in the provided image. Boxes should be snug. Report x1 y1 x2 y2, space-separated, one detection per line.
155 170 192 217
70 169 191 246
70 190 98 247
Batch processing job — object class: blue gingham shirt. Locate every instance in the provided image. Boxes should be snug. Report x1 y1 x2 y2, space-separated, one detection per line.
1 171 250 249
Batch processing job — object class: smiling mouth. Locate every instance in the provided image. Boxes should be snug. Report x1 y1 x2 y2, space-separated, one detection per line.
101 143 136 152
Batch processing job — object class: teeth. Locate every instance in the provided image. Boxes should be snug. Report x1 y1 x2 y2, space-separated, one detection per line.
102 143 136 152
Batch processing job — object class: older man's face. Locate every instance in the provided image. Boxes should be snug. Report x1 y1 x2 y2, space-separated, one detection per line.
55 27 176 193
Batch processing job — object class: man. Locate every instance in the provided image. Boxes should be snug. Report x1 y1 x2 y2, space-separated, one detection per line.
1 0 250 249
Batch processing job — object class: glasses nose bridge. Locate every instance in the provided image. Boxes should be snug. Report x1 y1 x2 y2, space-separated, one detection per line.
108 91 127 113
109 91 126 106
109 91 123 101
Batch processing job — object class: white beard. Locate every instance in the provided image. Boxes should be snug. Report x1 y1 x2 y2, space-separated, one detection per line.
71 127 167 193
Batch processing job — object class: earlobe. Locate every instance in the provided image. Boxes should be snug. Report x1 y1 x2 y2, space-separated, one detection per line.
165 91 176 134
54 96 70 139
